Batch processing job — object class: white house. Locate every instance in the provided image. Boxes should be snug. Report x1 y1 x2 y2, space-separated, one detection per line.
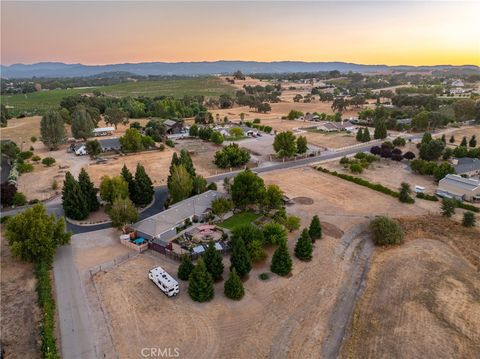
451 79 465 87
73 144 87 156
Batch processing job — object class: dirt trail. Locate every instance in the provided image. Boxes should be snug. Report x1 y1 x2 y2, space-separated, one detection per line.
322 223 374 358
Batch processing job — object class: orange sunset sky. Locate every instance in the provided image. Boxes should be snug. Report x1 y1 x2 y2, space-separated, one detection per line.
1 1 479 66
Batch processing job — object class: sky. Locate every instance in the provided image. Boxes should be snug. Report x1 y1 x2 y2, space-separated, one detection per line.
1 1 479 66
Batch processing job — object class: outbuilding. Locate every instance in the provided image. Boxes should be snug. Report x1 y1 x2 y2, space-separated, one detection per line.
437 174 480 202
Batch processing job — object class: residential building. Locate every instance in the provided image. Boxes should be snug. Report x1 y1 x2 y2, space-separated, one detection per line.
73 144 87 156
132 190 223 242
99 137 121 152
164 119 183 134
453 158 480 178
93 127 115 136
437 174 480 202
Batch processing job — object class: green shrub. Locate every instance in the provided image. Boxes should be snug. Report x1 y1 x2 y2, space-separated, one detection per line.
259 273 269 281
416 192 439 201
32 155 41 162
17 162 34 173
455 201 479 213
462 212 476 227
35 262 60 358
18 151 34 160
370 216 404 246
349 162 363 173
166 139 175 148
0 216 11 224
12 192 27 206
42 157 56 167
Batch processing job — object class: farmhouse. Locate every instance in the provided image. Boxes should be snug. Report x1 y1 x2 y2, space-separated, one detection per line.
453 158 480 178
164 119 183 134
73 144 87 156
316 121 357 133
437 174 480 202
99 137 121 152
132 190 223 243
93 127 115 136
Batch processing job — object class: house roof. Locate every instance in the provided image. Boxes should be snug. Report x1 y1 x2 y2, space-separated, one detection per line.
439 174 480 192
98 137 121 149
73 144 85 151
132 190 223 239
455 158 480 174
164 119 180 127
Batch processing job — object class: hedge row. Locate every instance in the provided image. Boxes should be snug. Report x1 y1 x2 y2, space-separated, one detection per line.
316 167 400 199
456 201 480 213
416 192 439 201
251 124 273 133
35 262 60 359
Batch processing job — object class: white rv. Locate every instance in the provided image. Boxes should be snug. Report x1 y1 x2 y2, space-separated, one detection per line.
148 266 179 297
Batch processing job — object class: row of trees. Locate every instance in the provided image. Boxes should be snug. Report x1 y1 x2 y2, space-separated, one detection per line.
273 131 308 158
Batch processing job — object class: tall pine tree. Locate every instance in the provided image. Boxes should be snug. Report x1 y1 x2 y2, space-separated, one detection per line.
295 229 313 261
78 168 99 212
224 269 245 300
178 254 194 281
179 149 196 178
356 128 363 142
62 172 89 220
230 237 251 278
134 164 154 207
271 239 292 276
362 127 371 141
121 164 137 202
308 215 322 242
188 259 214 302
204 241 224 280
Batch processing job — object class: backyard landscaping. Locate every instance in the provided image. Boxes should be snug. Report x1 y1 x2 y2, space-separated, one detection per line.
218 211 261 231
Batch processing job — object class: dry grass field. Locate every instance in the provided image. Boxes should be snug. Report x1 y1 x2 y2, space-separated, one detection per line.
0 230 41 359
341 216 480 359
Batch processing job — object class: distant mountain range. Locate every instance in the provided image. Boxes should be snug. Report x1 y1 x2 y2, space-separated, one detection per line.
1 61 478 78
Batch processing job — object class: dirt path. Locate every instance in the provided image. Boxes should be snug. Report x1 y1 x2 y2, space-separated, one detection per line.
322 222 374 358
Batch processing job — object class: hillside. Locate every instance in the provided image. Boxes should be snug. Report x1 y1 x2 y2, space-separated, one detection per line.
2 61 478 78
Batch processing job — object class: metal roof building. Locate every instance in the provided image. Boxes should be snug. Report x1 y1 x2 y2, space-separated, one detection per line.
437 174 480 202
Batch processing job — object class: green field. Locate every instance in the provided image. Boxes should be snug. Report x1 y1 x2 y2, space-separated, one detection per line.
218 211 261 231
1 77 235 116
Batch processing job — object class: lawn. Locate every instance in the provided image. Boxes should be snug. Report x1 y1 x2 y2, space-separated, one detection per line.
218 211 260 231
1 77 235 116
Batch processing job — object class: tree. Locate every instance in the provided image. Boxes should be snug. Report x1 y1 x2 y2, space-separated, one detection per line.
433 163 455 182
188 259 214 302
1 182 17 206
230 170 265 209
232 224 265 261
453 98 475 121
462 212 476 227
5 203 70 265
42 157 56 167
373 119 387 139
210 131 224 145
121 164 137 201
120 128 144 152
104 106 128 129
62 172 89 220
460 136 468 147
469 135 477 148
133 164 154 207
189 124 199 137
203 241 224 281
99 176 129 203
370 216 404 246
271 240 292 276
449 135 455 143
144 119 165 142
441 198 456 218
179 149 196 178
85 139 101 158
168 165 193 203
1 103 11 127
214 144 250 169
331 98 348 112
249 239 267 263
40 110 66 150
296 136 308 154
273 131 297 158
109 197 138 233
71 105 95 140
399 182 414 203
287 110 304 121
262 184 283 213
230 237 251 278
308 215 322 242
403 151 416 160
356 128 364 142
419 139 445 161
178 254 194 281
192 174 207 196
263 221 287 245
392 137 406 147
224 269 245 300
362 127 371 142
211 197 234 220
285 215 301 232
256 102 271 113
295 229 313 261
78 168 99 212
